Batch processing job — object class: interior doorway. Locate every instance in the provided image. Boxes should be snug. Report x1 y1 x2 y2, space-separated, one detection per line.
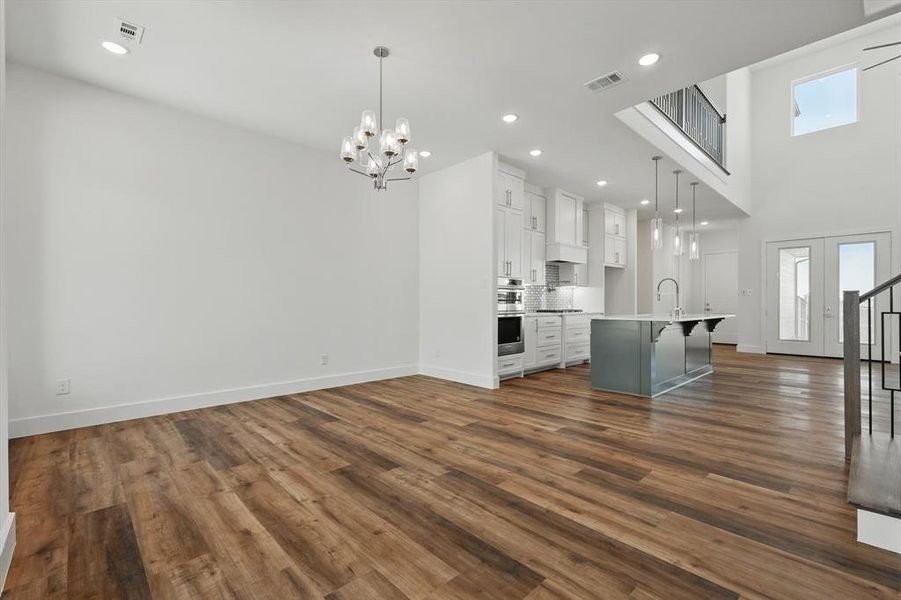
703 251 738 344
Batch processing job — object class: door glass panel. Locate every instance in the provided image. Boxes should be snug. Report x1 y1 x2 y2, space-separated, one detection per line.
838 241 875 343
779 247 811 341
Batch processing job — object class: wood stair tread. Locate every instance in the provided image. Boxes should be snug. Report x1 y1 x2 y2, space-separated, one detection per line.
847 433 901 517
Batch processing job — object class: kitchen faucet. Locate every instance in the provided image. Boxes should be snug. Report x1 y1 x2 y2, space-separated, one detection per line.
656 278 684 317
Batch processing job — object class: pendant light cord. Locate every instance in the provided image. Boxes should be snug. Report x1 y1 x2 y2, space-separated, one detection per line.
379 55 383 133
692 185 696 231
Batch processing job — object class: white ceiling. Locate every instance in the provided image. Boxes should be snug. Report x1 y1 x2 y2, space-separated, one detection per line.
6 0 868 225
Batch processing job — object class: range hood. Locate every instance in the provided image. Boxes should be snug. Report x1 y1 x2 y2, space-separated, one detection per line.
547 243 588 264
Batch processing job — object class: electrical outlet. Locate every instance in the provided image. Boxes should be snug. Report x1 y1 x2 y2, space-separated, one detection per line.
320 354 329 366
55 379 71 395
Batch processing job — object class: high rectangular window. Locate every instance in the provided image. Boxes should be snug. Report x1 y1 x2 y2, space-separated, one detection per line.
792 66 858 136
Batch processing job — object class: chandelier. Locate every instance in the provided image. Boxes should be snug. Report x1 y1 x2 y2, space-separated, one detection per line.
339 46 418 191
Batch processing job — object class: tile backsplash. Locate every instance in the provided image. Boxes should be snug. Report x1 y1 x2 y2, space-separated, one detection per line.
524 264 575 311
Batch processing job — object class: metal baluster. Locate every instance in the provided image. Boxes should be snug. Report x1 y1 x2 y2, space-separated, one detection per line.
868 297 872 434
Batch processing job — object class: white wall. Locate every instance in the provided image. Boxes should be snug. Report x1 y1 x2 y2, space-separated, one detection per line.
737 18 901 353
0 0 17 584
4 65 420 437
418 152 496 388
636 220 695 315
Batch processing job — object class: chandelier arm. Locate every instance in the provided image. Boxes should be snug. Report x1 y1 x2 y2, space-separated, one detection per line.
386 176 413 182
347 167 373 178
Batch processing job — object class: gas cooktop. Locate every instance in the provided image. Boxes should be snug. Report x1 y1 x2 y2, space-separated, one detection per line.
535 309 583 313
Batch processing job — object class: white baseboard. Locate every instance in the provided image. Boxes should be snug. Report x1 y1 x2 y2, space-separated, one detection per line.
0 513 15 594
9 365 418 438
418 365 497 389
736 344 766 354
857 509 901 554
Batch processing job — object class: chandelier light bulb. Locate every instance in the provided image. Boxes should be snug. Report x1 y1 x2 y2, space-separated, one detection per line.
360 110 378 137
673 229 684 257
365 156 380 178
339 136 356 163
673 207 683 214
380 129 399 157
395 118 411 144
404 149 419 173
352 126 368 151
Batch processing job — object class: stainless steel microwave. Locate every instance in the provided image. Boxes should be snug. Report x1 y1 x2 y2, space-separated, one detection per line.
497 277 524 314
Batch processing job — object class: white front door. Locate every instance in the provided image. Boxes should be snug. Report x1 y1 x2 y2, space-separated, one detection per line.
766 232 891 357
704 251 738 344
766 238 825 356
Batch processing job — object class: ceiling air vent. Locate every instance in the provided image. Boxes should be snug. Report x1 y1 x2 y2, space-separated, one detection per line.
584 70 627 92
116 18 145 44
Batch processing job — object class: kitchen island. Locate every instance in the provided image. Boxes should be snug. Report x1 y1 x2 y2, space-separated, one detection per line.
590 313 733 397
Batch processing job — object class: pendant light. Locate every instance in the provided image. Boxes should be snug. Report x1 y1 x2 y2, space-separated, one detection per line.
651 156 663 250
689 181 700 261
672 170 684 257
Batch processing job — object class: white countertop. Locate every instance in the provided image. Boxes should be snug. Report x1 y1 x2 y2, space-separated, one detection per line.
525 311 605 317
592 313 734 322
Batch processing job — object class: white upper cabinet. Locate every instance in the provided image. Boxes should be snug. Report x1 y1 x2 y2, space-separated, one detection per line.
505 209 524 278
496 164 525 211
497 207 523 278
545 188 587 263
558 262 588 286
582 209 589 246
604 204 627 268
524 190 546 233
604 210 626 237
522 230 546 286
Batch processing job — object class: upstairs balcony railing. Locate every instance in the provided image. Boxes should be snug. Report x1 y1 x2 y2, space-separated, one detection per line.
843 273 901 458
649 84 727 172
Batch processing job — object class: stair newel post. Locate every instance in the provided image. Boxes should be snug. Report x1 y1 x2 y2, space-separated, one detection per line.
843 290 861 460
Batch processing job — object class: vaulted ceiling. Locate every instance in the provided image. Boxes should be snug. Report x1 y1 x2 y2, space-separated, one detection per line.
6 0 870 223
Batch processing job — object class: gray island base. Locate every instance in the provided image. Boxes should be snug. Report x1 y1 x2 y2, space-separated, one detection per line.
590 314 734 398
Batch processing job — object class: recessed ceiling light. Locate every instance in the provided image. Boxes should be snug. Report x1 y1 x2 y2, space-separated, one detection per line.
596 180 607 187
101 40 129 55
638 53 659 66
640 199 650 205
502 114 519 123
700 221 709 226
529 149 542 157
419 150 431 158
673 208 683 214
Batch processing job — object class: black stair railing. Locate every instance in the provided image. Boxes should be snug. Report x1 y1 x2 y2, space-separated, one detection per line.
648 84 728 172
843 273 901 458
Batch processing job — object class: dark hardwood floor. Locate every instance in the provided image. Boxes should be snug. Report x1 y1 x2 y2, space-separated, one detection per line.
5 346 901 599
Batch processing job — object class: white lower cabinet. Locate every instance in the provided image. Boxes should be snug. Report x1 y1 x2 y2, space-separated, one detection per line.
563 315 591 365
497 355 524 378
524 316 562 372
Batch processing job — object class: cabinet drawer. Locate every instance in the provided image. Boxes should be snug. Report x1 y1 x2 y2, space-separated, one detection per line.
566 342 590 362
564 315 591 328
565 327 590 343
536 330 561 346
537 316 561 329
535 347 562 365
497 355 523 376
